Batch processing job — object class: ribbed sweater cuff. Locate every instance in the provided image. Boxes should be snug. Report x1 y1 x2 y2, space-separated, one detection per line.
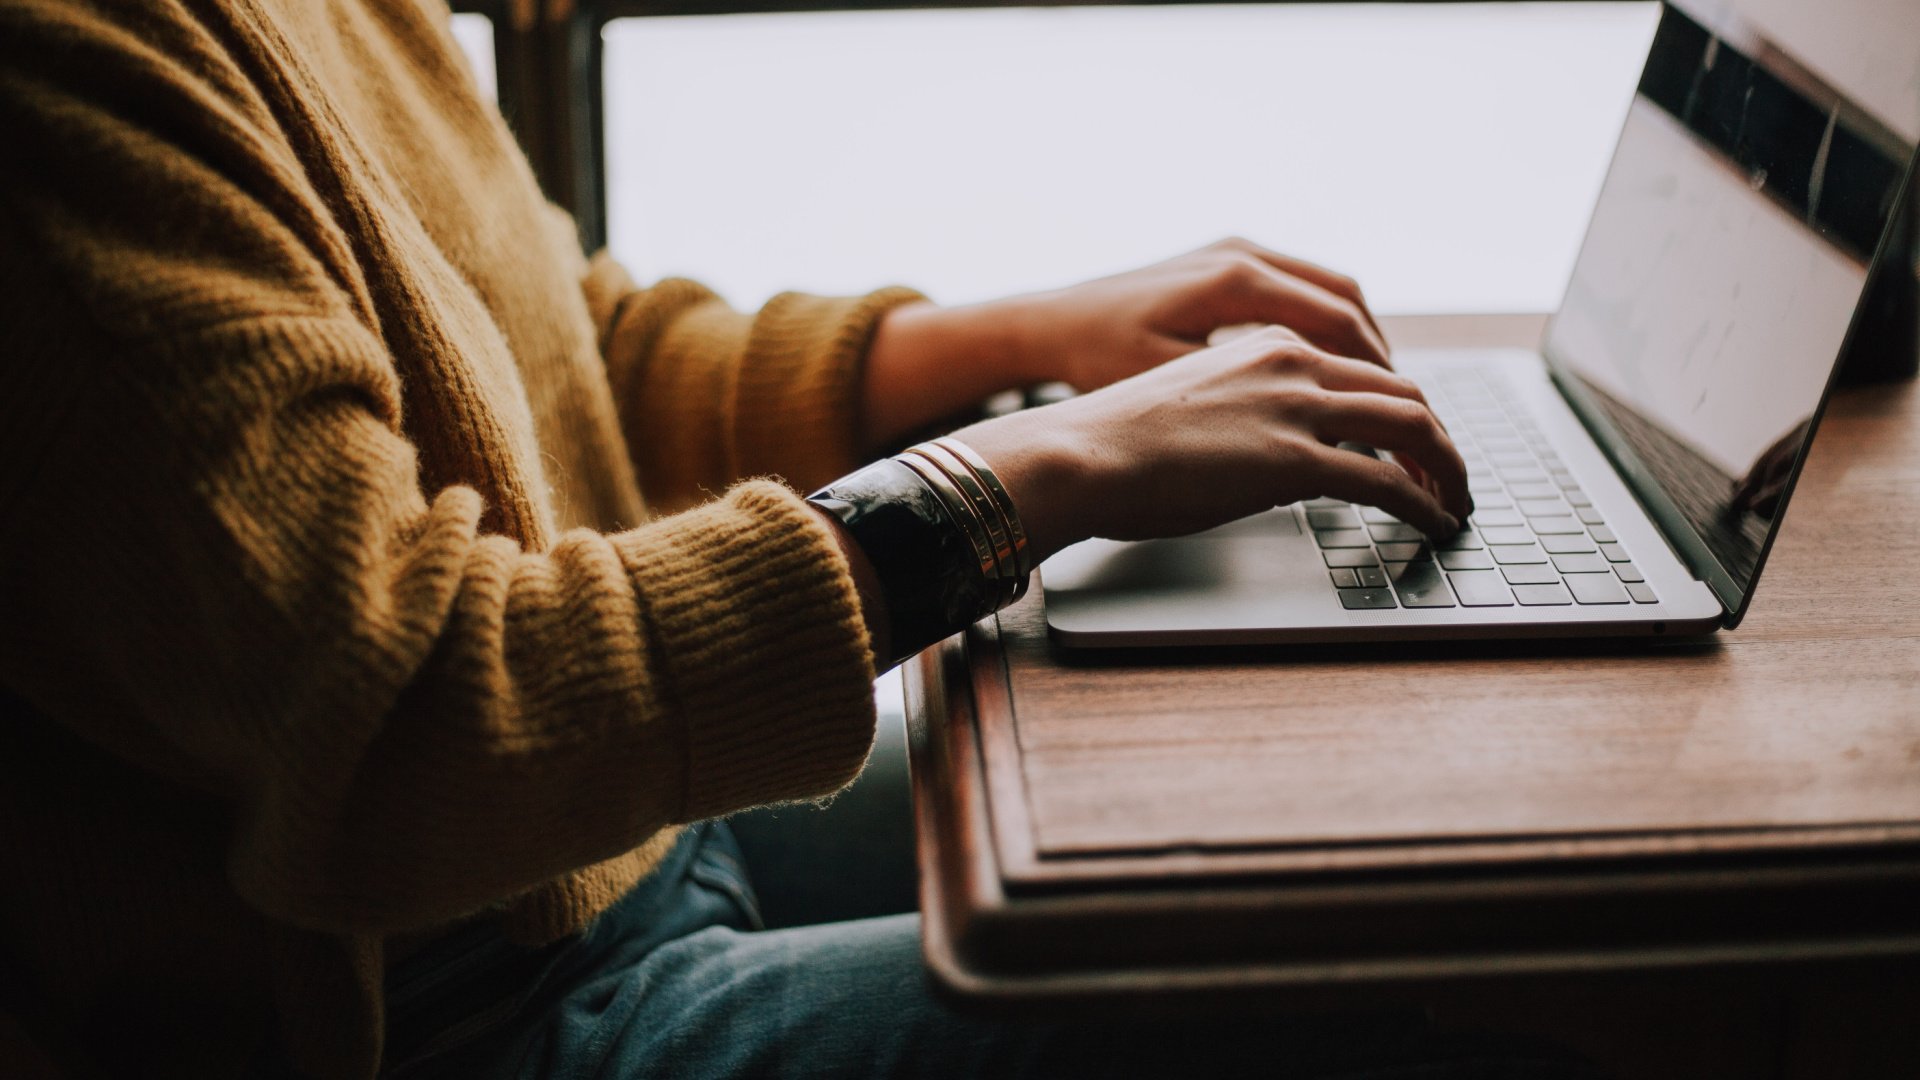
614 480 878 820
735 286 926 489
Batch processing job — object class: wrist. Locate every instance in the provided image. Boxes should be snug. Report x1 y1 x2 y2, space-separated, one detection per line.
961 293 1053 389
950 409 1092 565
886 297 1049 384
863 298 1055 451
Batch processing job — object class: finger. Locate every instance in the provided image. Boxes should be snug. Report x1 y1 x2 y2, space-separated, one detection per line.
1306 392 1471 521
1207 322 1294 347
1306 358 1463 499
1216 239 1387 344
1212 238 1387 345
1305 351 1432 413
1208 257 1391 369
1300 441 1459 539
1338 438 1434 498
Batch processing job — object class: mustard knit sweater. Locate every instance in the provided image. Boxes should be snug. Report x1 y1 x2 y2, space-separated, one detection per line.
0 2 922 1076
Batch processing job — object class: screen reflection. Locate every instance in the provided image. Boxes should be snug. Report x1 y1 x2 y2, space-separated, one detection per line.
1546 0 1918 596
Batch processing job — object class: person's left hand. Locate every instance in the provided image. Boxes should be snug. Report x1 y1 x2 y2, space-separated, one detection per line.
862 238 1391 450
1000 236 1391 391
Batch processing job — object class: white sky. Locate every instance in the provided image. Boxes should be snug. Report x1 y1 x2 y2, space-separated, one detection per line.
602 3 1659 314
449 13 497 104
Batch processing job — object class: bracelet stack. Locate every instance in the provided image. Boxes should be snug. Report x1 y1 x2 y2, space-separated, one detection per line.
806 436 1032 666
897 438 1033 610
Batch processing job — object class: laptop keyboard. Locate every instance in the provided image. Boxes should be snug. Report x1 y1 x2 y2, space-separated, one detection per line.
1312 367 1660 611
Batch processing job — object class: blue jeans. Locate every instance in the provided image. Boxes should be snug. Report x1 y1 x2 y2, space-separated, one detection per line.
383 715 1602 1079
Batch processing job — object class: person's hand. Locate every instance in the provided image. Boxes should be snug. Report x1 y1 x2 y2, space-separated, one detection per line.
954 326 1469 563
861 238 1392 449
998 236 1391 391
1729 418 1811 518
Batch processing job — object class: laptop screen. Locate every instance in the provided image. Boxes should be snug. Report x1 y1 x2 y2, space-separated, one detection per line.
1543 0 1918 620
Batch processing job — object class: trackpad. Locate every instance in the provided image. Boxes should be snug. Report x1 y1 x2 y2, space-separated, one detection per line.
1043 508 1304 594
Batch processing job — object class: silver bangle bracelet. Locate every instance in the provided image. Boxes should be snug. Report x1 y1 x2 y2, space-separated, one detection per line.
899 437 1033 612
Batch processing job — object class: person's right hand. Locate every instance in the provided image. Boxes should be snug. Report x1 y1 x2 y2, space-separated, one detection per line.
954 325 1471 564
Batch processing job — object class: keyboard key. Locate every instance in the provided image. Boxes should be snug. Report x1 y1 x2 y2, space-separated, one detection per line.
1377 542 1432 562
1551 553 1610 574
1329 568 1360 589
1517 499 1567 517
1510 482 1559 499
1315 528 1371 548
1489 451 1535 468
1369 523 1423 543
1390 561 1457 608
1308 507 1360 530
1470 509 1524 528
1599 543 1632 562
1626 582 1660 603
1613 562 1645 583
1469 476 1505 494
1356 566 1390 589
1514 582 1575 605
1479 526 1534 545
1447 570 1516 607
1567 574 1630 605
1360 507 1402 524
1436 530 1484 551
1530 516 1585 534
1564 488 1592 506
1492 544 1550 564
1471 492 1513 509
1589 525 1617 543
1324 549 1380 568
1305 498 1347 508
1498 467 1548 484
1501 564 1562 585
1338 587 1397 610
1551 471 1579 489
1576 506 1607 525
1540 535 1596 554
1438 549 1493 570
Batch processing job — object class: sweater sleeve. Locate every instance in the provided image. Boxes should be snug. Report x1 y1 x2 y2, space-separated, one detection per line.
6 315 881 936
0 1 877 934
579 251 926 511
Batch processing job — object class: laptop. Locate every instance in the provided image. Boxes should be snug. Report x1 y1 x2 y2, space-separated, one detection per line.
1044 0 1919 647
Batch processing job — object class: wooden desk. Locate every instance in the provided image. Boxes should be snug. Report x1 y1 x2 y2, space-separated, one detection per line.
904 314 1920 1073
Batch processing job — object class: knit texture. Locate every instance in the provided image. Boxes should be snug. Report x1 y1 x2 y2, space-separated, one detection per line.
0 1 923 1076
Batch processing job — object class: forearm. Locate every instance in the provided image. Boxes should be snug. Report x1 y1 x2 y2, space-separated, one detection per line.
17 313 880 933
860 298 1047 451
587 252 931 504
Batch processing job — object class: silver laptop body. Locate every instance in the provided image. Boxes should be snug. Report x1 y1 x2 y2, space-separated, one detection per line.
1045 0 1919 647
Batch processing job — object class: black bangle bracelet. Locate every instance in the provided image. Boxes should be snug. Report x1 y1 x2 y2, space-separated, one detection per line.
808 458 994 666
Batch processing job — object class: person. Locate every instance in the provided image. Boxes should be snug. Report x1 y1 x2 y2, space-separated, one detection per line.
0 2 1584 1078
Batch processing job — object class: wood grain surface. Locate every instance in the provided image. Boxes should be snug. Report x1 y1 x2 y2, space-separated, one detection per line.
905 318 1920 1079
974 318 1920 883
